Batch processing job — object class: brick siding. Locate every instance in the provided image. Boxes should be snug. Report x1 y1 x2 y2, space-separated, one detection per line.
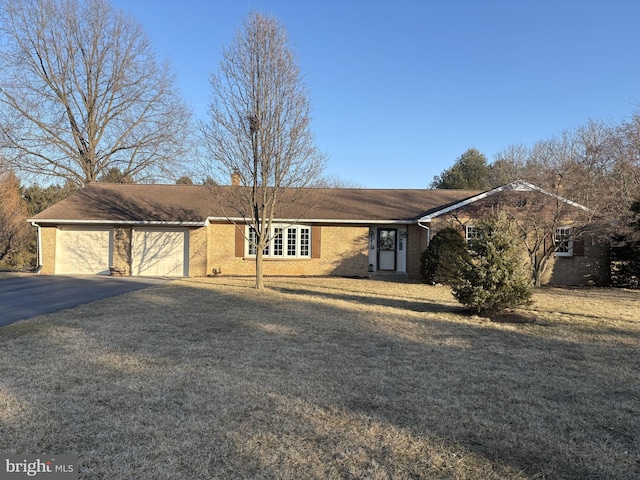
206 223 369 277
406 224 429 279
39 226 57 274
543 241 610 286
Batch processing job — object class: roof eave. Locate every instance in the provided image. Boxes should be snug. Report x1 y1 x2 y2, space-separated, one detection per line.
418 180 592 222
206 217 418 225
28 219 207 227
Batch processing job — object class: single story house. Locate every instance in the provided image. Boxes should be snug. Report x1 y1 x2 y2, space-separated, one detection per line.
28 180 609 285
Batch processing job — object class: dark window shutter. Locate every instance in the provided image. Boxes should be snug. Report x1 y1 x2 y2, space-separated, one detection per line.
573 238 585 257
235 226 245 257
311 226 321 258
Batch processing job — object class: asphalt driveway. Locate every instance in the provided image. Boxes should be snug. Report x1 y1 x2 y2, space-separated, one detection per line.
0 275 171 327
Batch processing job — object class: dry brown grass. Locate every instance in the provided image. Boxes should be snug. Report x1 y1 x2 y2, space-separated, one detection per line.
1 277 638 479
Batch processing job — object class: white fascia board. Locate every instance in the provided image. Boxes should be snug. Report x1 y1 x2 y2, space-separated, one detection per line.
418 180 592 222
28 219 206 227
512 182 592 212
206 217 416 225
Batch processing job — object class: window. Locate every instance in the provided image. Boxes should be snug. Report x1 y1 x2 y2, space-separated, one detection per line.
248 228 256 255
247 227 269 256
273 228 283 256
247 225 311 258
299 227 310 257
287 228 297 256
554 227 573 256
466 225 481 242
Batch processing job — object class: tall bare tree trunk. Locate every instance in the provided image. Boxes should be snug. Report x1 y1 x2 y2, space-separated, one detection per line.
202 12 326 291
255 249 264 290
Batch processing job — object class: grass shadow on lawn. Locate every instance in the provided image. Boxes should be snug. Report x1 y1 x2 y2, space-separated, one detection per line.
0 278 638 479
269 283 461 315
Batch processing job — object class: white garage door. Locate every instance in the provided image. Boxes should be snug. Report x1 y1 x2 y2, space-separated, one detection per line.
132 229 188 277
56 228 112 275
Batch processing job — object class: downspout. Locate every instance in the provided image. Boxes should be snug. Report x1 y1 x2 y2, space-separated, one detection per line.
417 219 431 247
29 221 43 273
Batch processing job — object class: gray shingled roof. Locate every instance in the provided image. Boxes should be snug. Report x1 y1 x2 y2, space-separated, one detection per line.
30 183 482 224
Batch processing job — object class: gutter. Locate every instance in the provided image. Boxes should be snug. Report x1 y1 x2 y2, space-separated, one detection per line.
29 217 417 227
206 217 417 225
27 219 206 227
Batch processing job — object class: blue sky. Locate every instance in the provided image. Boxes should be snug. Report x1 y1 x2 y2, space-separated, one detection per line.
112 0 640 188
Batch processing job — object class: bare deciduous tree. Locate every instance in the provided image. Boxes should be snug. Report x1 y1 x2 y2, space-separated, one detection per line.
493 119 633 225
201 12 326 289
443 183 596 287
506 188 595 287
490 125 611 285
0 0 192 185
608 114 640 230
0 167 30 267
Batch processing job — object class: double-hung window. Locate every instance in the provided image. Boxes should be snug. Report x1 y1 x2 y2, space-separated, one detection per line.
554 227 573 256
247 225 311 258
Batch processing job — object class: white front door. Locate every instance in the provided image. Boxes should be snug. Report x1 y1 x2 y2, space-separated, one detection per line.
377 228 397 271
132 229 188 277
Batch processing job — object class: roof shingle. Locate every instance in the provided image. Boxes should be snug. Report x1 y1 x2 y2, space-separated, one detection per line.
30 183 482 224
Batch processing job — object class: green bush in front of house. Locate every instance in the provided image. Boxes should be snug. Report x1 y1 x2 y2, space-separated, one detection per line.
420 227 471 285
453 212 533 315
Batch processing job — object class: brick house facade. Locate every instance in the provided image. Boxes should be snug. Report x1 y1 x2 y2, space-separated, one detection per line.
29 181 608 285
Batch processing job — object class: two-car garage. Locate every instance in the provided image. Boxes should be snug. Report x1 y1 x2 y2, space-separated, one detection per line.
54 227 188 276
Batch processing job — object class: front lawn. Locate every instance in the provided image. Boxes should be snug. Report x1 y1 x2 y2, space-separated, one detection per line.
1 277 638 479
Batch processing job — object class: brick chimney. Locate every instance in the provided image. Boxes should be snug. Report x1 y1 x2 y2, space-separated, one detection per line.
231 169 241 186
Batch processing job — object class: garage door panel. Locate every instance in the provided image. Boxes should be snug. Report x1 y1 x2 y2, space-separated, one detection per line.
56 229 112 275
132 230 187 277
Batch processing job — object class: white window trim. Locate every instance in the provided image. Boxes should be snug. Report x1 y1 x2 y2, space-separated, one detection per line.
554 226 573 257
465 225 480 242
246 224 311 259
